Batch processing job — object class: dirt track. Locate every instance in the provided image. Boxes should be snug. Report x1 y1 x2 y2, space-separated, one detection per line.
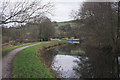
2 43 40 78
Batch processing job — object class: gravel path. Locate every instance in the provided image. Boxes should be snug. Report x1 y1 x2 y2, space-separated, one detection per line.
2 43 40 78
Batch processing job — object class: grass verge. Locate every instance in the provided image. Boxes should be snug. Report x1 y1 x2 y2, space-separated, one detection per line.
2 42 38 56
13 40 66 78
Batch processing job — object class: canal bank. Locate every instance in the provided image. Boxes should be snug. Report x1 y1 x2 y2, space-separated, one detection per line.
12 40 119 79
38 43 86 79
13 40 68 78
38 42 120 79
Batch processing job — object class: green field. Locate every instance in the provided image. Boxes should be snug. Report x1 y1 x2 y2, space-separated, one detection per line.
57 21 76 27
13 40 66 78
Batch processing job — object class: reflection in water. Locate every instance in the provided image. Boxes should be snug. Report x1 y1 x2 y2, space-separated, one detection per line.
51 55 80 78
39 44 120 78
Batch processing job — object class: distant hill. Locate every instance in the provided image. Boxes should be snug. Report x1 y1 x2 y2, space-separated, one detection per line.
53 20 84 38
57 20 77 27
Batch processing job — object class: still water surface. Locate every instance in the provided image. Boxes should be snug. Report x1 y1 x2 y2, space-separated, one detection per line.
52 55 80 78
39 43 119 78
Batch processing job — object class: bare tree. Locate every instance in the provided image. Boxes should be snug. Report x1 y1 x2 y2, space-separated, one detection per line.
0 0 54 24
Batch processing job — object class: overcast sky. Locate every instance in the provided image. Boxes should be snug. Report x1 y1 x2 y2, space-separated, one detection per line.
44 0 119 22
1 0 119 22
0 0 84 22
49 0 83 22
40 0 85 22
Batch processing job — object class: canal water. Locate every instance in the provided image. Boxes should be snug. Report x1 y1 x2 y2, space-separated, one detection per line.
52 55 80 78
39 43 120 78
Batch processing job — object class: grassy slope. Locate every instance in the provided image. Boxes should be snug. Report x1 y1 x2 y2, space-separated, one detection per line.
56 21 76 34
57 21 84 28
13 40 66 78
2 42 38 56
57 21 76 27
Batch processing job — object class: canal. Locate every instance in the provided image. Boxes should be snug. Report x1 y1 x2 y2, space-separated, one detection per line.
38 43 120 78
